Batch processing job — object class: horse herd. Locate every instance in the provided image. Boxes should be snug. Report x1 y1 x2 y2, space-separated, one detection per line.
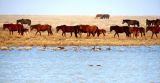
2 18 160 39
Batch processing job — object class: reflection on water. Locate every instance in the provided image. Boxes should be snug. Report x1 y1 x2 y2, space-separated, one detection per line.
0 46 160 83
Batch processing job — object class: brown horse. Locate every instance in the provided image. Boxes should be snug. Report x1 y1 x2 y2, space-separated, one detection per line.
96 29 106 37
110 25 130 38
21 28 29 35
146 26 160 38
129 27 139 38
56 25 79 37
138 27 145 37
30 24 53 36
78 25 98 37
3 23 24 35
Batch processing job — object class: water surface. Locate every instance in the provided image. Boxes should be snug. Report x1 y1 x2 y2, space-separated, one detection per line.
0 46 160 83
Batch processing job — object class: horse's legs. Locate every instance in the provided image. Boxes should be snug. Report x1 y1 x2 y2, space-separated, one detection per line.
155 33 158 38
64 32 66 37
151 32 154 39
70 32 72 37
12 31 13 35
35 31 38 36
39 31 41 36
114 33 116 37
92 33 95 37
9 31 11 35
103 33 105 36
62 32 64 36
117 33 119 38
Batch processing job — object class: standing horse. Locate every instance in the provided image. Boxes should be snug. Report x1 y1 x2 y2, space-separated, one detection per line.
3 24 24 35
153 19 160 27
95 14 110 19
78 25 98 37
30 24 53 36
129 27 145 38
56 25 79 38
17 19 31 26
129 27 139 38
146 19 155 27
110 25 130 38
122 19 139 27
138 27 145 37
146 26 160 39
21 28 29 36
96 29 106 37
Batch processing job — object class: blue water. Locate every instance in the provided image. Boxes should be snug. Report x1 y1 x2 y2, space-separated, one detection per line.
0 46 160 83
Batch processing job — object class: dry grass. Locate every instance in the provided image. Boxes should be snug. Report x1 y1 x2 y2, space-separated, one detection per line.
0 15 160 46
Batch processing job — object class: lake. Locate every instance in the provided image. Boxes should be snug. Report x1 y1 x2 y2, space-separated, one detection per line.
0 46 160 83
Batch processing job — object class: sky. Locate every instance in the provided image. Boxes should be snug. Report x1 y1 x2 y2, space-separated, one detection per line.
0 0 160 16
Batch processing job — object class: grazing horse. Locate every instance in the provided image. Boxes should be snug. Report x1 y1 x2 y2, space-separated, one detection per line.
30 24 53 36
96 29 106 37
56 25 79 38
122 19 139 27
95 14 110 19
3 24 24 35
146 26 160 39
17 19 31 26
110 25 130 38
78 25 98 37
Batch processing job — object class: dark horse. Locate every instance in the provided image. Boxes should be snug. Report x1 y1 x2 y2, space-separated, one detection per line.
95 14 110 19
96 29 106 37
56 25 79 38
146 26 160 39
78 25 98 37
17 19 31 26
110 25 130 38
30 24 53 36
3 23 24 35
153 19 160 27
146 19 155 27
122 19 139 27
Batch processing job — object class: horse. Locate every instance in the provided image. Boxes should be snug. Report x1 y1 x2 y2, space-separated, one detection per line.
56 25 79 38
96 29 106 37
153 19 160 27
95 14 110 19
30 24 53 36
17 19 31 26
129 27 139 38
21 28 29 36
110 25 130 38
146 26 160 39
122 19 139 27
3 23 24 35
78 25 98 37
146 19 155 27
138 27 145 37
